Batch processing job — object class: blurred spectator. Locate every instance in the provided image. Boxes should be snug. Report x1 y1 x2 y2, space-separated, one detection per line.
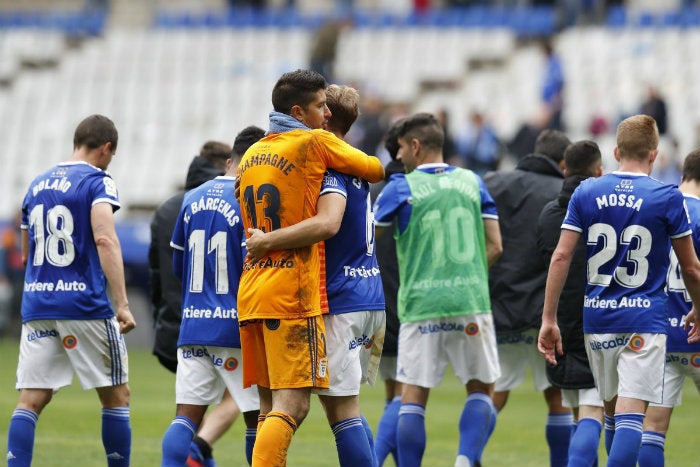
540 39 565 131
454 111 503 175
309 17 352 82
508 123 541 161
347 94 389 163
435 108 458 162
640 85 668 135
651 137 682 185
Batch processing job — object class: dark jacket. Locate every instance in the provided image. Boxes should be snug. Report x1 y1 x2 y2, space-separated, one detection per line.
149 156 224 372
483 154 563 334
370 160 404 357
537 175 595 389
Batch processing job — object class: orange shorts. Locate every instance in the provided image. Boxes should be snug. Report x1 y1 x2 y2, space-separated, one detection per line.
239 316 330 390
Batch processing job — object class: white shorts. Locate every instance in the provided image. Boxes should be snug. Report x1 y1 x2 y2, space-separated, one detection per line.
561 387 604 409
649 352 700 408
584 333 666 404
176 345 259 412
494 328 551 392
379 356 398 382
17 318 128 391
396 314 500 388
314 311 386 397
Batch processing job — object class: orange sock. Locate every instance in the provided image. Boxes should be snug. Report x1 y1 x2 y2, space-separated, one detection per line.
252 411 297 467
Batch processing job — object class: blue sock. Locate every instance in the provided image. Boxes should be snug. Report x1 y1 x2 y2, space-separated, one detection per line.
245 428 256 465
456 393 494 466
397 403 426 467
375 396 401 466
102 407 131 467
7 408 38 467
360 414 378 467
475 399 497 464
546 412 574 467
637 430 665 467
161 416 197 467
332 417 373 467
604 414 615 454
568 417 601 467
607 413 644 467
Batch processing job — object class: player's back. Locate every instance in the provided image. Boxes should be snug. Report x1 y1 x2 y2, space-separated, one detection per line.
322 170 384 314
171 176 244 348
565 172 690 333
21 161 119 321
666 194 700 353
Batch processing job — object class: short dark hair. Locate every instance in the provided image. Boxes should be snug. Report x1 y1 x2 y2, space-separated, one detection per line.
682 148 700 183
384 118 404 161
73 114 118 152
397 113 444 152
199 141 231 171
564 140 601 177
534 129 571 163
325 84 359 137
271 69 327 115
232 126 265 159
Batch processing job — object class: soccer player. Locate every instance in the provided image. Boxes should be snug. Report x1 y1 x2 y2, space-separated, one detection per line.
537 140 604 467
236 69 384 467
150 131 265 467
373 112 503 467
637 148 700 467
245 83 385 467
160 130 265 467
6 114 136 467
538 114 700 467
483 129 573 467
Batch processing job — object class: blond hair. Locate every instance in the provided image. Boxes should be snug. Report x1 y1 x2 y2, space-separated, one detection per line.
616 114 659 161
325 84 360 137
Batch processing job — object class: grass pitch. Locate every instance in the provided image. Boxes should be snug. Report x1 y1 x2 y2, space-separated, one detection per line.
0 338 697 466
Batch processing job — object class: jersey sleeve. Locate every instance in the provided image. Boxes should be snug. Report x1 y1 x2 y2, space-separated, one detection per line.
320 169 349 198
89 173 121 212
477 175 498 220
170 203 187 280
667 187 692 238
562 183 584 233
314 130 385 183
373 174 406 227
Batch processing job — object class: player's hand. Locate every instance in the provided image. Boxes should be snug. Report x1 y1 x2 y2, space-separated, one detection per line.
685 307 700 343
246 228 270 262
116 305 137 334
537 321 563 366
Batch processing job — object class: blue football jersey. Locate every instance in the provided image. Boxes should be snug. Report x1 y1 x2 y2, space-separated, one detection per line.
20 161 120 321
321 170 385 314
374 163 499 233
170 176 245 348
563 172 691 334
665 194 700 352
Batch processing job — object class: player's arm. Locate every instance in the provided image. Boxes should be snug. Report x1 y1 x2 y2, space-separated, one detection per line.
318 131 385 183
91 202 136 334
245 192 346 261
672 235 700 342
483 218 502 268
538 228 579 364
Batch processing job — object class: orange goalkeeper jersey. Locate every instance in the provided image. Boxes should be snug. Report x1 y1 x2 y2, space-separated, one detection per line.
237 128 384 321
